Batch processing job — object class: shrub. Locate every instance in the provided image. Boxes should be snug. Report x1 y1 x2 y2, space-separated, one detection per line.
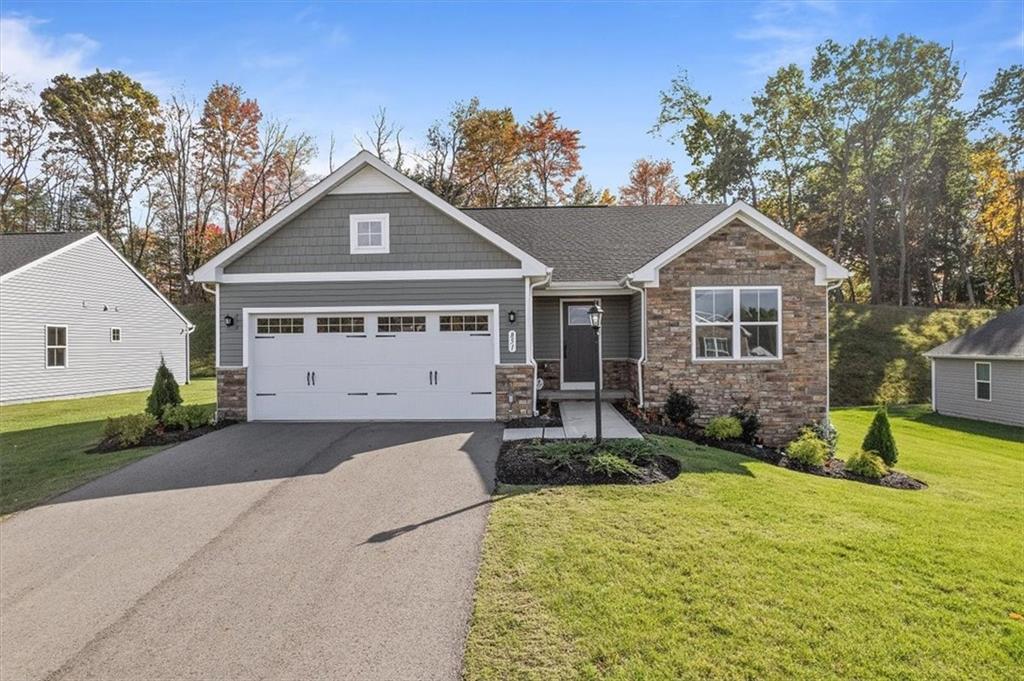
730 405 761 444
146 358 182 419
846 450 887 479
810 419 839 456
535 441 591 470
586 451 641 478
785 428 829 467
862 406 898 466
103 413 157 446
664 387 697 425
604 438 657 464
705 416 743 441
162 404 212 431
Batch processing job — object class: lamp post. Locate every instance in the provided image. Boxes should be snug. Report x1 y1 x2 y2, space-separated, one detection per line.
588 304 603 444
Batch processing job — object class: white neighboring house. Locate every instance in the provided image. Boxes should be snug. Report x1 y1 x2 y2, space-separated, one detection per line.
0 232 194 404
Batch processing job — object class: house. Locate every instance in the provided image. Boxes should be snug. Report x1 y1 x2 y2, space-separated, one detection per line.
0 232 194 404
924 306 1024 427
193 151 849 445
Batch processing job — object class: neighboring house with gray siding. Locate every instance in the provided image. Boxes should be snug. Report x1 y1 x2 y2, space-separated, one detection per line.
0 232 193 404
193 151 849 445
924 306 1024 427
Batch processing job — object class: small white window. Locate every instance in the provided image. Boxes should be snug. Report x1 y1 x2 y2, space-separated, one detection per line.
110 327 121 342
567 305 593 326
975 362 992 401
440 315 489 332
692 287 781 360
46 325 67 367
349 213 390 254
256 318 304 334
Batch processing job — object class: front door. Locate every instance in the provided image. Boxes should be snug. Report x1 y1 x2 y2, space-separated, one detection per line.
562 302 599 389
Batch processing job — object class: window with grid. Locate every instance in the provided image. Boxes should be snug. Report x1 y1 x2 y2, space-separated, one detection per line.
46 326 67 367
317 317 365 333
440 315 489 332
377 316 426 333
349 214 389 253
110 327 121 342
693 287 780 360
256 317 304 334
975 362 992 401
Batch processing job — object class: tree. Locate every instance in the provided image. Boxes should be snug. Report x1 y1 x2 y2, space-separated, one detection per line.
199 83 261 243
146 357 182 418
0 75 49 232
655 71 759 204
521 111 582 205
40 70 165 260
619 158 682 205
412 98 479 205
458 106 526 207
568 175 599 205
862 406 898 466
357 106 404 171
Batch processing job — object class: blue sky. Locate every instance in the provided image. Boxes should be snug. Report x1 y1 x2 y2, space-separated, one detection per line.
1 1 1021 190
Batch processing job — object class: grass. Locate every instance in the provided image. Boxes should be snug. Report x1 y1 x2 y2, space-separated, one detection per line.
180 301 215 378
465 406 1024 680
0 378 216 515
830 303 995 406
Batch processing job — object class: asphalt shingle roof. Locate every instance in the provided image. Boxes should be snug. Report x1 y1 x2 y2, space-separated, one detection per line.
924 305 1024 359
465 204 728 282
0 232 90 277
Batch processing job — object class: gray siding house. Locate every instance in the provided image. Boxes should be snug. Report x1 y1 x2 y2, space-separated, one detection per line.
0 232 194 404
193 151 849 445
925 306 1024 427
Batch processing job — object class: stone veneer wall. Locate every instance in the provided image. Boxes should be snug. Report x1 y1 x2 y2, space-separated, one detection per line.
643 219 828 446
496 365 535 420
537 360 560 390
216 367 248 421
535 359 638 394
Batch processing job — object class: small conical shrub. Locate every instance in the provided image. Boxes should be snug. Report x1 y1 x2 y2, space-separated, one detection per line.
147 357 182 419
862 406 898 466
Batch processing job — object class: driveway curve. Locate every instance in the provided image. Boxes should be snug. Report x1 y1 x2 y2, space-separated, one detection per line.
0 421 500 681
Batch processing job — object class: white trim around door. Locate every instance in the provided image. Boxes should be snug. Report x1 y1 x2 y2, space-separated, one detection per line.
559 298 602 390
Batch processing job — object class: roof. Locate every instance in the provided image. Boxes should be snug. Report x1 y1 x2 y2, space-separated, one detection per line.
465 204 729 282
0 232 91 277
924 306 1024 359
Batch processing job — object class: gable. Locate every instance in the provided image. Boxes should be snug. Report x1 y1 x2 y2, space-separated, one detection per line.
329 165 408 195
224 192 520 274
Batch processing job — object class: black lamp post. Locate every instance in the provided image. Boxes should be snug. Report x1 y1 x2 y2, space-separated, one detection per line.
588 304 604 443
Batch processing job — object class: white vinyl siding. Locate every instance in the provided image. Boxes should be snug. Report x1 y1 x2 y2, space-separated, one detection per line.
932 358 1024 427
0 237 190 403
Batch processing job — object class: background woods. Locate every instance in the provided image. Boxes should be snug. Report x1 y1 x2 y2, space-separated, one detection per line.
1 33 1021 308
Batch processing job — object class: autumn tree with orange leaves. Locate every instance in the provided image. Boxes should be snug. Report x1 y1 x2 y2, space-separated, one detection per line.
618 158 683 205
522 111 582 205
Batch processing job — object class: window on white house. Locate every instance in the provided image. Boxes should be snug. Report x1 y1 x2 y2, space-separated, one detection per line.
110 327 121 342
693 287 781 360
256 318 304 334
349 213 390 254
975 362 991 401
46 325 67 367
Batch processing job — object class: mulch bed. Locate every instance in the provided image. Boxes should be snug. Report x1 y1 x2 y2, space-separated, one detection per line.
505 399 563 428
616 403 927 491
87 421 235 454
496 440 681 486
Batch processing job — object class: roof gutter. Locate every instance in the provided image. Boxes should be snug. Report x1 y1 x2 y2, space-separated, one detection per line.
622 274 647 407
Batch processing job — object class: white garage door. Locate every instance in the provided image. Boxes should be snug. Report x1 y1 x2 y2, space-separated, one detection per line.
247 310 496 421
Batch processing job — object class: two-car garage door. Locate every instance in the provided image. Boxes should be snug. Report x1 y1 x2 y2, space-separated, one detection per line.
247 310 497 421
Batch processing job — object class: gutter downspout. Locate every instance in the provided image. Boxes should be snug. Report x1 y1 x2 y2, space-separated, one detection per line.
824 279 843 429
527 268 554 415
623 274 647 407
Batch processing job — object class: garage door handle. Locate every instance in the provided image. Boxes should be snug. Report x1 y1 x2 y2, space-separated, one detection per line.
312 371 316 386
306 371 310 386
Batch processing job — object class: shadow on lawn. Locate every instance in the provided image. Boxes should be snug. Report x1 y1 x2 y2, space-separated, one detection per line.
669 445 759 478
907 410 1024 445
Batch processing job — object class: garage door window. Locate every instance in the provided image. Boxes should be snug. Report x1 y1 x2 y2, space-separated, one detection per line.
377 316 426 333
317 316 364 333
440 315 489 332
257 318 304 334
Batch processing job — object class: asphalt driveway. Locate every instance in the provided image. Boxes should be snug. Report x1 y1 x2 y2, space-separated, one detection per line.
0 421 500 681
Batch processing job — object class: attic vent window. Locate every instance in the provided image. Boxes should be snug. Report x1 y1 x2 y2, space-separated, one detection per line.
350 213 390 254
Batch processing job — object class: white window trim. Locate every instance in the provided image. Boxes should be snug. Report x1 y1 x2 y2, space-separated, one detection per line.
45 324 68 369
974 361 992 402
349 213 390 254
691 286 783 362
110 327 121 343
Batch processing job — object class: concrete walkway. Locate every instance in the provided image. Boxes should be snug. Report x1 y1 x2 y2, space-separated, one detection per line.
0 422 500 681
501 401 643 441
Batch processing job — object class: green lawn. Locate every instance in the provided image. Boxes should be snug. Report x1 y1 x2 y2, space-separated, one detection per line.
465 406 1024 680
0 379 216 515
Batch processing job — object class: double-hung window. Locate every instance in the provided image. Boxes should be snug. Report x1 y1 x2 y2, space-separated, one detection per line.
692 287 781 360
975 362 992 401
349 213 390 254
46 325 67 367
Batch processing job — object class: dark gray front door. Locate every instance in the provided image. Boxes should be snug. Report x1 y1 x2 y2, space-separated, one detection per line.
563 302 597 386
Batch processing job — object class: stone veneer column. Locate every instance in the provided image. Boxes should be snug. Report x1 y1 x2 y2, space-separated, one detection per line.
495 365 535 420
216 367 248 421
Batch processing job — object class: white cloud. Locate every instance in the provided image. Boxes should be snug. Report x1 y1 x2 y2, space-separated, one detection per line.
735 1 847 76
0 15 98 87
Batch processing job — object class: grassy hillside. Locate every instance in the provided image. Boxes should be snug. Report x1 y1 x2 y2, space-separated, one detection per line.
180 301 215 378
830 303 995 407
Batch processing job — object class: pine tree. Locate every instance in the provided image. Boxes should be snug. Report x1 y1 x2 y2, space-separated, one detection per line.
146 357 182 419
862 406 898 466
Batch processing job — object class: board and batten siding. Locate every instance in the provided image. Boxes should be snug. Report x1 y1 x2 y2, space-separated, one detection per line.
0 237 190 403
532 294 639 360
224 194 519 274
932 358 1024 427
219 279 527 365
